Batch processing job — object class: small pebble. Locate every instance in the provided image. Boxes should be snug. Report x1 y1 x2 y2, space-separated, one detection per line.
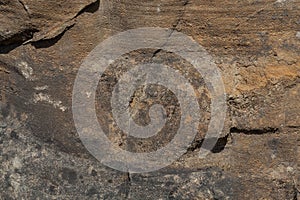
286 166 294 173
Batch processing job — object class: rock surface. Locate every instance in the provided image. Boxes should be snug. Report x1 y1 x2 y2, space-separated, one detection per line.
0 0 299 199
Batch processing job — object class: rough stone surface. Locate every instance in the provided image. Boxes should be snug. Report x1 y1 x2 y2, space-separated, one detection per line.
0 0 299 199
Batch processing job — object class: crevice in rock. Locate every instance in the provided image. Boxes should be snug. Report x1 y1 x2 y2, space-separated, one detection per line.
187 135 229 154
74 0 100 18
287 125 300 129
1 0 100 51
0 28 38 53
230 127 279 135
172 0 189 30
29 0 100 47
187 139 202 152
17 0 29 17
183 0 190 6
211 135 229 153
123 172 132 199
151 49 162 59
0 43 21 54
31 24 75 49
163 0 189 47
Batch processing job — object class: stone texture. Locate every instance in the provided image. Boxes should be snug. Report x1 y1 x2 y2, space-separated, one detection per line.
0 0 299 199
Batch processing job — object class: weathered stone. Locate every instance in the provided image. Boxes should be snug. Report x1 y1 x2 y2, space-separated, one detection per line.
0 0 299 199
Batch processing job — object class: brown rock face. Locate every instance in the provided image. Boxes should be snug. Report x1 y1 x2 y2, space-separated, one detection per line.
0 0 299 199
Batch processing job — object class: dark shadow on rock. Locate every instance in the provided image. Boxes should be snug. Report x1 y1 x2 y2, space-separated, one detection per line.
31 26 72 49
230 127 279 134
187 135 229 153
32 0 100 49
75 0 100 17
211 135 229 153
0 43 21 54
0 29 37 54
0 0 100 52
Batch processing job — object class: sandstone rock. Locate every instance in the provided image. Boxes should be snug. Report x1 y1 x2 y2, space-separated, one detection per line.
0 0 299 199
